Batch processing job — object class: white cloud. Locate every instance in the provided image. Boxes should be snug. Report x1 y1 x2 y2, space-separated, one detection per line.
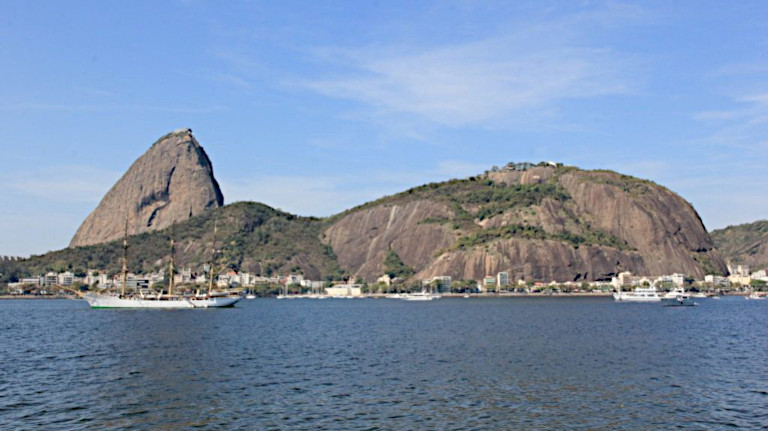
300 22 635 128
691 91 768 153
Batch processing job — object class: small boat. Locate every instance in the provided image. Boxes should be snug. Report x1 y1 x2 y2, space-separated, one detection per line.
661 287 684 299
245 294 256 300
663 294 697 307
745 291 765 300
613 286 661 302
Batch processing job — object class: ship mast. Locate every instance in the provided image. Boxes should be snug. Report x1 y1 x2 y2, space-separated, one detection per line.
168 224 175 297
121 218 129 297
208 218 218 293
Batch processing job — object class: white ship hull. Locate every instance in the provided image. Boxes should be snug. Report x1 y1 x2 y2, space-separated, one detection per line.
190 296 241 308
401 292 441 301
613 291 661 302
663 295 696 306
84 294 194 309
84 294 241 309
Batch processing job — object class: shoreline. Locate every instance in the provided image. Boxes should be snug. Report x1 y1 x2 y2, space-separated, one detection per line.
0 292 753 300
0 295 75 300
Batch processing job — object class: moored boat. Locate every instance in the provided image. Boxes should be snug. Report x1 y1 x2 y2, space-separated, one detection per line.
84 218 240 309
401 290 441 301
663 294 697 307
84 293 195 308
661 287 684 299
613 286 661 302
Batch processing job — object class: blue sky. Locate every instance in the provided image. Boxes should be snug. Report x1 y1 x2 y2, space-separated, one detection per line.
1 1 767 256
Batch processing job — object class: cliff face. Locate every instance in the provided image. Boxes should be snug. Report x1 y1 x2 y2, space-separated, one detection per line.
324 166 726 282
710 220 768 270
323 200 457 280
69 129 223 247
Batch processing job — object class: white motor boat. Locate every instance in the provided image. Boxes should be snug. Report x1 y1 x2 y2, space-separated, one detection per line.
613 287 661 302
745 291 765 300
663 294 697 307
661 287 684 299
401 291 441 301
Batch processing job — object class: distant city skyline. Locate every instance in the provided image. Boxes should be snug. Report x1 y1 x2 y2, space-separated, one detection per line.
1 1 767 256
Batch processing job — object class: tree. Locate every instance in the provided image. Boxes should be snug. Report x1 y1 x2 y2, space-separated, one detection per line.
384 249 414 279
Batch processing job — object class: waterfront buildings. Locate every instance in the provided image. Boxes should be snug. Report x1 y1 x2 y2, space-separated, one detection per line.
325 284 362 297
496 272 509 288
423 276 452 292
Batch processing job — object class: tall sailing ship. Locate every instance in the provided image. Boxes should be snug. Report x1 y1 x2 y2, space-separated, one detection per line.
82 220 240 309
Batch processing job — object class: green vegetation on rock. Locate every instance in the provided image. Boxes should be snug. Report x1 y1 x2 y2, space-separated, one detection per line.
3 202 344 283
450 224 631 251
383 249 415 279
710 220 768 269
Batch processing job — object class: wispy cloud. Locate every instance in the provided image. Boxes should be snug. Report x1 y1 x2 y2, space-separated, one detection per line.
0 103 227 113
691 91 768 152
709 61 768 77
0 166 123 254
298 16 638 129
1 166 120 203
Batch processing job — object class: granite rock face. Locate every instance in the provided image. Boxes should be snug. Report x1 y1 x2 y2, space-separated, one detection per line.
710 220 768 270
324 166 726 282
70 129 223 247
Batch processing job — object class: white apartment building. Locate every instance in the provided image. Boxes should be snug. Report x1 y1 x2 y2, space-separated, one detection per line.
56 271 75 286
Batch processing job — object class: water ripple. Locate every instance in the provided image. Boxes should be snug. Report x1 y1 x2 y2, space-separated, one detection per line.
0 297 766 429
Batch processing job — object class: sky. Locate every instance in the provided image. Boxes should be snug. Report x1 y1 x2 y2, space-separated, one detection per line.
1 1 767 256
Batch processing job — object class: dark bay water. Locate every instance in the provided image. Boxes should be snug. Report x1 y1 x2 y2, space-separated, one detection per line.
1 297 766 430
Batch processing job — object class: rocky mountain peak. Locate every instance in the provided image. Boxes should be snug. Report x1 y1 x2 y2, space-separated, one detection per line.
69 129 224 247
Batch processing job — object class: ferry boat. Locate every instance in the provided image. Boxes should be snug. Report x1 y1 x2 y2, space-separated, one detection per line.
613 286 661 302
